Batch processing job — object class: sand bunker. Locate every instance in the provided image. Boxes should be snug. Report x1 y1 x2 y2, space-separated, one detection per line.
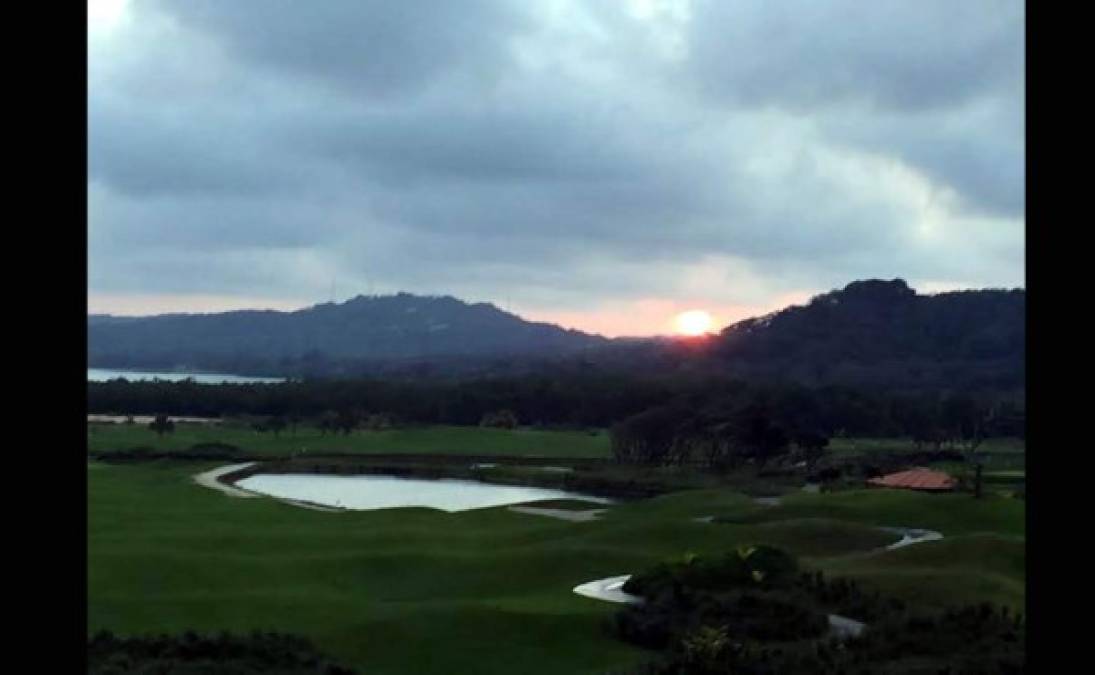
573 575 642 604
193 463 343 512
827 614 866 638
193 463 260 498
508 506 606 522
878 527 944 550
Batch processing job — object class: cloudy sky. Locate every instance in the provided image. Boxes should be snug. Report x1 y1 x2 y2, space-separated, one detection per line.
88 0 1024 336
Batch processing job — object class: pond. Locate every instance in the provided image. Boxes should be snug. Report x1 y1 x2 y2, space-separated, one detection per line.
235 473 611 512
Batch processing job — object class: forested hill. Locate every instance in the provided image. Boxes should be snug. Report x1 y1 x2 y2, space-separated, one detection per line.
691 279 1025 388
88 280 1025 389
87 293 609 375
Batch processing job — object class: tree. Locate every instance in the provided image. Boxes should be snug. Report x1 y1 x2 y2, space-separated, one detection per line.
792 430 830 470
940 394 993 498
610 405 688 466
731 406 790 469
480 409 519 429
362 412 395 431
149 414 174 437
940 394 988 451
267 416 287 437
335 409 358 435
317 410 339 436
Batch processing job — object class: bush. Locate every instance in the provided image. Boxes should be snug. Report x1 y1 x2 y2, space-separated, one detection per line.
362 413 396 431
623 546 800 598
615 587 828 650
185 442 244 460
87 630 357 674
480 409 519 429
616 547 822 651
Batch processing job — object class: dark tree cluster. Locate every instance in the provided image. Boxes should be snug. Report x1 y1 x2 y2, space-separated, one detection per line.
619 548 1024 675
88 630 356 675
90 375 1023 448
610 401 818 469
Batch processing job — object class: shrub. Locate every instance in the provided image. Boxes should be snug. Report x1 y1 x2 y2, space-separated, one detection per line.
480 409 519 429
615 587 828 650
87 630 357 674
186 442 243 460
623 546 799 598
362 412 396 430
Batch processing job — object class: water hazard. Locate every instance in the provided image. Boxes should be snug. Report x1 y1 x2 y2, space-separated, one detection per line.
236 473 610 512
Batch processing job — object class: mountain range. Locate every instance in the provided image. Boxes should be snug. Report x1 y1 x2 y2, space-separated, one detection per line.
88 279 1025 389
89 292 608 376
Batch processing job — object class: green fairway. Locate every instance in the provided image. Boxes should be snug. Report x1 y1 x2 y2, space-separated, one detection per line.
89 457 1025 674
87 423 611 459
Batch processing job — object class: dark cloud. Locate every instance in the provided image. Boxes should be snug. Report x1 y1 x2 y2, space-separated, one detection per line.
148 0 532 97
88 0 1024 332
683 1 1023 112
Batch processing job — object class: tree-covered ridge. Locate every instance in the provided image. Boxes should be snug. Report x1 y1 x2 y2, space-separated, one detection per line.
711 279 1024 379
724 279 1024 358
88 292 609 373
87 280 1025 389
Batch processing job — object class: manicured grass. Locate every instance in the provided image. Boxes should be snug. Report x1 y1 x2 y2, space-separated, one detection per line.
719 489 1026 538
89 457 1025 673
87 423 611 459
819 535 1026 610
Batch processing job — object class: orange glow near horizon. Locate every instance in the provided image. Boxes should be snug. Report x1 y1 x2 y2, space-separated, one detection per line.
673 310 714 336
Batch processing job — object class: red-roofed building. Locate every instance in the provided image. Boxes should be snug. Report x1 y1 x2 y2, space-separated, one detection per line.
866 467 957 492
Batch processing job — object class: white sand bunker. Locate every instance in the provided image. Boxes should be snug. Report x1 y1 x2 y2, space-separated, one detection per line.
827 614 866 638
508 506 606 522
573 575 642 604
193 463 343 512
877 527 944 550
572 573 866 639
193 463 260 498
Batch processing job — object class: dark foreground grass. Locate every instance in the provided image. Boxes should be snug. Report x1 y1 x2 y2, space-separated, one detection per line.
87 424 611 459
89 462 1024 674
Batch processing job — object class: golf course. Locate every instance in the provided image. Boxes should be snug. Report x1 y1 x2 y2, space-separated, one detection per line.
88 425 1025 674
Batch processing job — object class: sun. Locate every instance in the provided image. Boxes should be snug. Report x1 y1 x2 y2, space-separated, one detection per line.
674 310 713 336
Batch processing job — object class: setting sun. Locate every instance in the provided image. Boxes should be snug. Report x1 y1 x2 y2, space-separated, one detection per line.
674 310 714 336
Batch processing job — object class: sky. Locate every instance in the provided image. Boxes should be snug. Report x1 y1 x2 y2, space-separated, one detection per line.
88 0 1024 337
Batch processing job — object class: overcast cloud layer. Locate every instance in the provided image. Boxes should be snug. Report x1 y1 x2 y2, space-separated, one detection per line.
88 0 1024 336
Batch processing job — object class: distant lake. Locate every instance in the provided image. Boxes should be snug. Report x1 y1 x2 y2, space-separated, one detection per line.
88 368 285 384
236 474 611 512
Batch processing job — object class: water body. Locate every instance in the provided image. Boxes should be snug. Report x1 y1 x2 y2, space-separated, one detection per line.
88 368 285 384
236 473 612 512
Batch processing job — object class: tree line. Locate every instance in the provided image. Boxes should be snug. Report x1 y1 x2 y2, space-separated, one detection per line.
89 374 1024 440
608 388 1019 469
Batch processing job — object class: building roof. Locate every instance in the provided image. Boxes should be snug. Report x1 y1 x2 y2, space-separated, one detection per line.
866 467 956 491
